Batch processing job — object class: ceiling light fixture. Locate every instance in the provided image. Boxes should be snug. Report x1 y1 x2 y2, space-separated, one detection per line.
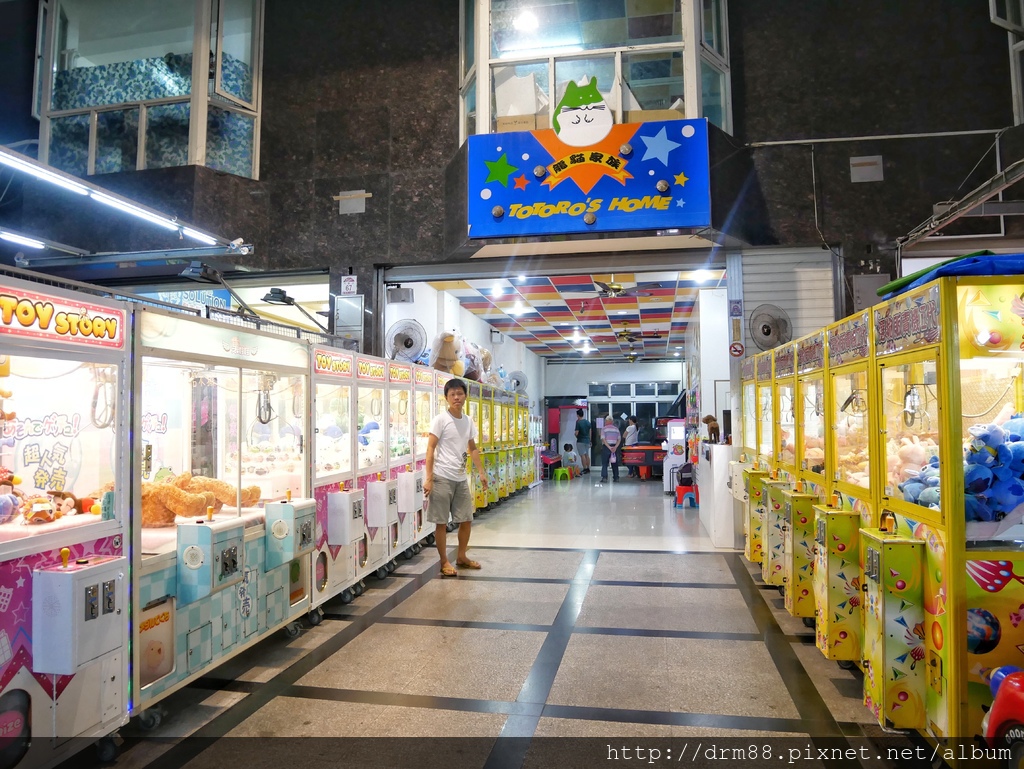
693 269 711 283
91 191 180 231
0 148 89 195
180 261 258 318
262 287 329 332
0 231 45 249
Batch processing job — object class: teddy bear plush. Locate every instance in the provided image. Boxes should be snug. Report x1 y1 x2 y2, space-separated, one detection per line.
171 471 260 511
702 414 720 443
141 481 215 527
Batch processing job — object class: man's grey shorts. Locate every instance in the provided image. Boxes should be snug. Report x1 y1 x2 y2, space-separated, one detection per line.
426 476 474 525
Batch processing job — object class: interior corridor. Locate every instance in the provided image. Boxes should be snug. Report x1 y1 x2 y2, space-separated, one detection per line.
72 479 931 769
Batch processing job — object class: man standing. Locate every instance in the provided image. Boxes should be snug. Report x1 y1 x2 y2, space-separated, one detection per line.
424 378 488 577
600 414 622 484
574 408 592 474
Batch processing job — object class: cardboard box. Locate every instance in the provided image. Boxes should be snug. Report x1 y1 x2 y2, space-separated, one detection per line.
495 115 536 133
625 109 685 124
495 114 551 133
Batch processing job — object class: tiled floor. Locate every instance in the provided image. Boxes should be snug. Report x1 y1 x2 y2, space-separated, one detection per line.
70 478 928 768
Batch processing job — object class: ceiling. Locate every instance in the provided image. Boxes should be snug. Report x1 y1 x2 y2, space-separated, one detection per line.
427 268 725 361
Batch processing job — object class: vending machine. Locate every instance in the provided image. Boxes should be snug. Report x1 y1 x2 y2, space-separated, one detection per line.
662 418 688 494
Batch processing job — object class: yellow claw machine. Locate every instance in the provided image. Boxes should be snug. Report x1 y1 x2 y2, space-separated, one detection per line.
763 345 794 589
465 381 486 511
410 364 435 547
814 309 875 669
743 354 769 564
782 332 827 623
481 385 499 505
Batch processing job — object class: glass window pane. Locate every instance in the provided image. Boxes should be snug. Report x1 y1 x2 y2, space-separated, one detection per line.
880 361 940 507
777 381 795 469
609 383 631 396
464 0 475 75
634 383 655 396
701 56 728 130
241 371 305 502
206 105 254 178
623 50 683 113
635 402 656 425
48 113 89 175
217 0 257 105
95 108 139 174
389 385 412 463
832 369 870 490
799 376 825 476
757 384 773 461
146 102 190 170
610 403 630 421
51 0 194 111
316 382 351 478
742 381 756 452
702 0 726 56
2 355 118 542
658 382 679 396
357 384 386 473
588 383 607 397
415 388 432 458
492 61 549 124
491 0 681 56
464 75 477 136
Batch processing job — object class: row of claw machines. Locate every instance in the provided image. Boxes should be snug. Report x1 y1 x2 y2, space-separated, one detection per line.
0 270 534 769
737 273 1024 753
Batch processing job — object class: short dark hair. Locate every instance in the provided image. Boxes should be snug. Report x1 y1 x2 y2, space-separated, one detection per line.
444 378 467 396
577 409 584 417
564 443 573 451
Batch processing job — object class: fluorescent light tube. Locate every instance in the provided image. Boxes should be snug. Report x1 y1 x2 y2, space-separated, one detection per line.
0 231 45 249
0 154 89 195
182 227 218 245
90 191 178 230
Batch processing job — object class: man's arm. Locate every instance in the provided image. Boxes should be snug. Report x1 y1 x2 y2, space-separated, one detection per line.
424 433 439 495
468 438 488 490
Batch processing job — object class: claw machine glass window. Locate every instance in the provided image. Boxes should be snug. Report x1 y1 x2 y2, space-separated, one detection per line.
756 353 774 467
387 363 412 464
315 379 351 478
480 387 492 449
879 358 941 515
467 381 481 448
240 371 305 501
413 366 434 460
0 354 124 544
775 344 796 471
355 357 387 474
831 368 870 491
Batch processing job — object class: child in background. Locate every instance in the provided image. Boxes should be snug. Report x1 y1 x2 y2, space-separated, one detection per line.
561 443 582 477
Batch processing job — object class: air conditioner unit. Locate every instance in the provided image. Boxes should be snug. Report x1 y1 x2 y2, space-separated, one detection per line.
490 329 505 344
386 287 414 304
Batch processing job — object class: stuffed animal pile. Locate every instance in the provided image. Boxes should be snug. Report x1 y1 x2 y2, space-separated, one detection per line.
141 472 261 527
961 417 1024 522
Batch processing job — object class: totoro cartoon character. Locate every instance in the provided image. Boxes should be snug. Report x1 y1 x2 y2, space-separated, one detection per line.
553 77 613 147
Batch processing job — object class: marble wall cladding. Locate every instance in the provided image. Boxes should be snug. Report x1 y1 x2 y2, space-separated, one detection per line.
389 171 446 263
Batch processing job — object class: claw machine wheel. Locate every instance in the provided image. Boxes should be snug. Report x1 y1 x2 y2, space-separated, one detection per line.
308 607 325 625
136 709 162 731
95 734 122 762
283 622 301 638
374 566 389 580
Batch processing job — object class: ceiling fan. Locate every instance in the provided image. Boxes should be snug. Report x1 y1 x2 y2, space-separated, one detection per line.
615 321 661 342
593 274 661 298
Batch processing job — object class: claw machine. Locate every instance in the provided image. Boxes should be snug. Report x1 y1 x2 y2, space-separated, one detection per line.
464 381 484 510
814 309 875 668
310 346 361 620
480 384 499 506
741 356 767 564
411 364 435 545
132 306 312 721
355 356 393 580
497 389 511 499
387 361 418 559
781 332 827 622
763 347 792 588
0 274 131 766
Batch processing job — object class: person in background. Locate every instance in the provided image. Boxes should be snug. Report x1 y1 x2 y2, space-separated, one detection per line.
561 443 582 476
637 419 656 444
599 414 622 484
574 408 592 475
424 378 488 578
624 415 639 477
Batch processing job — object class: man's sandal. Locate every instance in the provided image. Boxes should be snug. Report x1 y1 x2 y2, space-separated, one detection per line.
456 559 481 570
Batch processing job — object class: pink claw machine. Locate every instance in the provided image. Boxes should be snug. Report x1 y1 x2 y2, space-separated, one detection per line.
0 272 131 766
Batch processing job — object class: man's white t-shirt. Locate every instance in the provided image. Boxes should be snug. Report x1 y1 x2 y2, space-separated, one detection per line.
429 409 478 482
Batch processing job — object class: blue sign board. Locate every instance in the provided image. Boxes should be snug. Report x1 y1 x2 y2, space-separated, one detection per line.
467 118 710 239
141 289 231 310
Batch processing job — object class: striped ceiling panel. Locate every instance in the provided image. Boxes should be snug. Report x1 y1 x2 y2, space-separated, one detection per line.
427 270 724 361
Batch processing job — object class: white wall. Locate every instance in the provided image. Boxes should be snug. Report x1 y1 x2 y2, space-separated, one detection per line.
545 360 685 397
385 283 546 417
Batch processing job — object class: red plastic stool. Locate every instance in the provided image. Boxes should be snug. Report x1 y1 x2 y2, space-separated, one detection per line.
638 466 652 480
675 485 699 508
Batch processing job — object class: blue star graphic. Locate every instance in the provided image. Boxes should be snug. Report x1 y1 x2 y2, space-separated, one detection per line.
676 198 686 207
639 127 681 166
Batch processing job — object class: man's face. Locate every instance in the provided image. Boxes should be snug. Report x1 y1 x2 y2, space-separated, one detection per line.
446 387 466 408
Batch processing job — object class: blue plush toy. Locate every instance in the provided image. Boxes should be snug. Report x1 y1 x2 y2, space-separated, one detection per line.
1002 416 1024 442
966 493 995 522
964 463 993 494
0 493 18 524
358 421 381 446
918 487 940 508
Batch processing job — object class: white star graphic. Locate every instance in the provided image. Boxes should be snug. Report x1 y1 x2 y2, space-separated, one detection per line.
15 577 23 589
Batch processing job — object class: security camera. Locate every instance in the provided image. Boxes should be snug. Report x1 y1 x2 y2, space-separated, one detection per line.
239 246 250 255
230 237 244 246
